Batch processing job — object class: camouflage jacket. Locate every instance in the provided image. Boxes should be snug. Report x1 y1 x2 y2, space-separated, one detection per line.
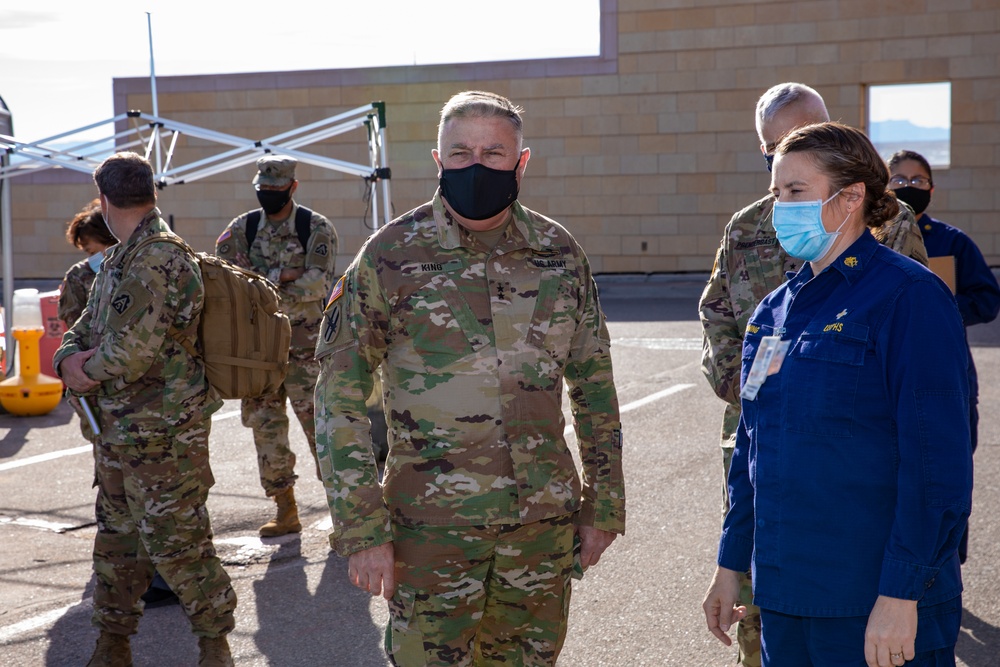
215 202 338 349
315 194 625 556
58 258 97 328
698 194 927 448
54 209 221 445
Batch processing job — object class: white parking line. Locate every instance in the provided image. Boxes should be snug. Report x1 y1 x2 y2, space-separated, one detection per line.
562 383 694 436
0 445 91 472
2 384 693 473
0 517 78 533
620 383 694 414
0 409 243 473
0 601 87 644
0 382 694 641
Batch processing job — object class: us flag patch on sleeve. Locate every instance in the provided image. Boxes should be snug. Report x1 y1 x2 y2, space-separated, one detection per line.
216 228 232 244
326 276 345 310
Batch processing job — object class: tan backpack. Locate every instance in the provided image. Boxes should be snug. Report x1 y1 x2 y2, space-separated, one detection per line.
124 233 291 399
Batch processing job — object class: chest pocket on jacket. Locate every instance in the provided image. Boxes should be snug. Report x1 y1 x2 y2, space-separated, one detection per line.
783 320 869 437
526 259 579 353
393 270 489 372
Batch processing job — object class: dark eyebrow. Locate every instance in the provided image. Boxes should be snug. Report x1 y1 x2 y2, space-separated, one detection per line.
447 142 508 151
771 179 809 195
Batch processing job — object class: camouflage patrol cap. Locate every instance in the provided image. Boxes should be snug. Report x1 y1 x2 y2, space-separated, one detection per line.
253 155 297 187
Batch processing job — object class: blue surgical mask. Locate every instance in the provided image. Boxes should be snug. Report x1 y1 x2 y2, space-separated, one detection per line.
772 189 848 262
87 251 104 273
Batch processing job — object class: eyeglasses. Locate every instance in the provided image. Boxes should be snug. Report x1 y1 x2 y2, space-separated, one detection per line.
889 175 932 189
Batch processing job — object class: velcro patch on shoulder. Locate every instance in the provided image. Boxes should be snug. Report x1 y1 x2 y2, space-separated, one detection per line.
308 231 333 264
107 278 153 331
316 296 353 359
326 276 345 310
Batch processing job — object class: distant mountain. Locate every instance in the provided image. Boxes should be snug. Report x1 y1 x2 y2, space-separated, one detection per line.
870 119 949 143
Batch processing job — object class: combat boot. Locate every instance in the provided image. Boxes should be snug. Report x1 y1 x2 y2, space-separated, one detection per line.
198 635 234 667
86 631 133 667
259 487 301 537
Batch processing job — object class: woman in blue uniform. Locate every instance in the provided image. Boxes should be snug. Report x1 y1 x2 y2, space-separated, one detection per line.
887 149 999 564
703 123 972 667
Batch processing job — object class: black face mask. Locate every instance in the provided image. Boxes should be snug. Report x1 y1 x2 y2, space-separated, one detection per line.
256 185 293 215
893 186 931 216
439 163 519 221
764 153 774 173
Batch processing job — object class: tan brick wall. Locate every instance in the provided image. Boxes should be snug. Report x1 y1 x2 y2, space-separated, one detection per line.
6 0 999 280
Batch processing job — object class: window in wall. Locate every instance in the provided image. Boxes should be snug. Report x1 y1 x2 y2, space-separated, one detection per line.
867 82 951 168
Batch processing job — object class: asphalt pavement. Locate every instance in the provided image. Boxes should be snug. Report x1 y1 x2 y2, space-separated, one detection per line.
1 274 998 666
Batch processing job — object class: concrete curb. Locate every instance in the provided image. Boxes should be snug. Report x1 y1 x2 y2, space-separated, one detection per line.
595 272 708 300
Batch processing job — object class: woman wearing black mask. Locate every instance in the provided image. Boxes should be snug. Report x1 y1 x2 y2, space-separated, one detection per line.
888 148 1000 565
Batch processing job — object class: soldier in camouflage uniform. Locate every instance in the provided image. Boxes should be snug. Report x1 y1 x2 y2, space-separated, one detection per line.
55 152 236 667
215 156 338 537
58 199 118 444
58 199 117 329
315 91 626 666
698 83 928 667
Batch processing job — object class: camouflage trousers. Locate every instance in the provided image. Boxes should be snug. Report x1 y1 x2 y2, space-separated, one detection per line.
241 346 320 496
386 514 575 666
722 445 761 667
92 421 237 638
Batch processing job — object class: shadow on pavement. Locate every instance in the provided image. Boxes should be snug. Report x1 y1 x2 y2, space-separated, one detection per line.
44 575 98 666
956 607 1000 666
0 400 76 459
254 542 387 666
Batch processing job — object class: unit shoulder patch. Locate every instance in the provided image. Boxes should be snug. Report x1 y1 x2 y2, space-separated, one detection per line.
107 278 153 331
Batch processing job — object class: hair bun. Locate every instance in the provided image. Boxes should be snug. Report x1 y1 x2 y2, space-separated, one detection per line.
868 191 901 229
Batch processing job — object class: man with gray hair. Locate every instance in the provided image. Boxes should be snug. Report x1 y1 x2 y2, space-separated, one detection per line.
698 82 927 667
215 155 338 537
315 90 625 665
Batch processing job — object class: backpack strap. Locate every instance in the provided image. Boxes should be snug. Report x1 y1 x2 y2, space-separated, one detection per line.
246 206 312 251
295 206 313 251
246 209 263 247
120 233 201 360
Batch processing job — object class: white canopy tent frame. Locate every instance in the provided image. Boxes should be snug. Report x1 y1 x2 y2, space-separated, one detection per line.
0 101 392 372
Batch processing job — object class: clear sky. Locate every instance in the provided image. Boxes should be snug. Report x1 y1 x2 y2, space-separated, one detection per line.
868 82 951 128
0 0 599 142
2 3 952 145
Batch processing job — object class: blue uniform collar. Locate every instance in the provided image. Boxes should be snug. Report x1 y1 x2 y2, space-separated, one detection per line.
827 229 879 285
785 229 879 285
917 213 940 237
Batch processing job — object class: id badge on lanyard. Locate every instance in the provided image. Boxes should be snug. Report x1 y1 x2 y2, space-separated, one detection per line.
740 335 790 401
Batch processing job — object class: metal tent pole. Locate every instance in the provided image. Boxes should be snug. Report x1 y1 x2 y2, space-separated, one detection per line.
0 99 13 373
147 13 162 172
1 152 13 374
